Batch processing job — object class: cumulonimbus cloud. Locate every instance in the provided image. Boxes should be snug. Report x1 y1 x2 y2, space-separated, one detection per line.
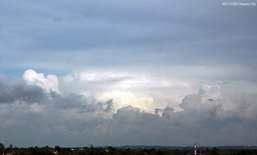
0 72 257 146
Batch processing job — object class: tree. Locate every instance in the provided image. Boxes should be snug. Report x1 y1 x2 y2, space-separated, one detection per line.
0 143 4 153
9 144 13 150
55 146 61 153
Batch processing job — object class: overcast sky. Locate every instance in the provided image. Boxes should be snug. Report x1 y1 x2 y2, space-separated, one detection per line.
0 0 257 147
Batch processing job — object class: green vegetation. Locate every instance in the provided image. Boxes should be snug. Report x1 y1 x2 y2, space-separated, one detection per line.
0 144 257 155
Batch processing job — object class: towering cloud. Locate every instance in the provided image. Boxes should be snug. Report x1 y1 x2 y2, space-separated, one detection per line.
1 72 257 146
23 69 60 93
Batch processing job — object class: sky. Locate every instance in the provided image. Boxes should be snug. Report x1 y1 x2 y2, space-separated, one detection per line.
0 0 257 147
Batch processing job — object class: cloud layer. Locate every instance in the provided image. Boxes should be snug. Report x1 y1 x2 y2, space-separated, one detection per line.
0 70 257 147
0 0 257 147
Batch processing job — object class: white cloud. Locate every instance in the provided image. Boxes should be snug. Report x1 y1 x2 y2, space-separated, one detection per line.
62 71 192 113
198 84 222 103
79 73 97 81
62 74 74 83
23 69 60 93
98 91 155 113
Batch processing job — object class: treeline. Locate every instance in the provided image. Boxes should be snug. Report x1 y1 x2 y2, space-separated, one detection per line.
1 143 257 155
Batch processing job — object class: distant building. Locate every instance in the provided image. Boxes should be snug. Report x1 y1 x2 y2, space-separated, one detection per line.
105 146 110 152
53 150 58 154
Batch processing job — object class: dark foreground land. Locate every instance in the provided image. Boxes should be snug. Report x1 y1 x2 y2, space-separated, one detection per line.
1 144 257 155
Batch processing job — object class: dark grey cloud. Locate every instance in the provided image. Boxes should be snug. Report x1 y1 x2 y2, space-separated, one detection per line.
50 92 113 113
0 75 114 146
0 74 46 104
0 74 114 113
104 86 257 146
0 76 257 147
